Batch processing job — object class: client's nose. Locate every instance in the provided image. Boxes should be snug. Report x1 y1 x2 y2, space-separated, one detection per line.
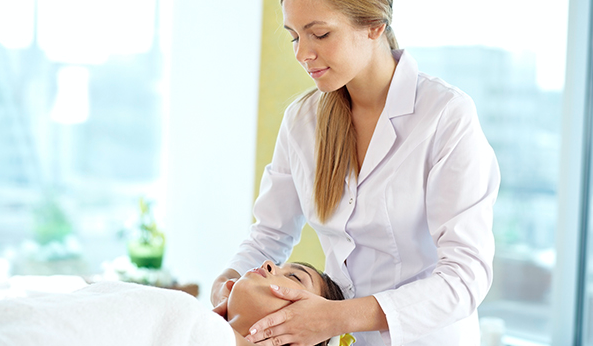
261 260 276 275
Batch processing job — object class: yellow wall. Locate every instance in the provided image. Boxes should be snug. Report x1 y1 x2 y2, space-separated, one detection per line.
255 0 325 270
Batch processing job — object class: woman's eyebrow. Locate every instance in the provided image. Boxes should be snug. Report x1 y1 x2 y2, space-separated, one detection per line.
284 20 328 32
289 264 314 285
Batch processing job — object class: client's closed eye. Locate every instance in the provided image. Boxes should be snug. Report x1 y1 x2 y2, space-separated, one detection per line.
287 273 302 283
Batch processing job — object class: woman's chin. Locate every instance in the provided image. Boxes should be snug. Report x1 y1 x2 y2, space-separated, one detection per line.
227 281 279 320
314 80 345 93
315 83 337 93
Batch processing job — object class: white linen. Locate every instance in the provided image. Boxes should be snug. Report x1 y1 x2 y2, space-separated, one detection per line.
0 275 89 299
228 49 500 346
0 281 235 346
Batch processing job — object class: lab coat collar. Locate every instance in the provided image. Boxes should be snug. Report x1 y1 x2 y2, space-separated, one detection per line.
355 49 418 186
384 49 418 119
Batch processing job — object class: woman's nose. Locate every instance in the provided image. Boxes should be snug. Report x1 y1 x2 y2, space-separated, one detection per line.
295 40 315 64
261 260 277 275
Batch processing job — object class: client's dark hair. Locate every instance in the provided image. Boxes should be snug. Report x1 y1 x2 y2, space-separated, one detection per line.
294 262 345 346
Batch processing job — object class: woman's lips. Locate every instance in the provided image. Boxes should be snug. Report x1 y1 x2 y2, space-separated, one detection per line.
248 267 267 278
308 67 329 79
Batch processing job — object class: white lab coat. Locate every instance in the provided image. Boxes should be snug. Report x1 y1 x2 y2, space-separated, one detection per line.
228 50 500 346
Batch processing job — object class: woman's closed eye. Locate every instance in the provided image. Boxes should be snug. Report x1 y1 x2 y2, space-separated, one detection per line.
290 32 330 43
287 272 302 283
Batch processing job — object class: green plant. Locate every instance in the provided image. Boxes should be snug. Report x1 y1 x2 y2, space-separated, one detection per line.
136 197 164 245
32 195 73 245
127 197 165 269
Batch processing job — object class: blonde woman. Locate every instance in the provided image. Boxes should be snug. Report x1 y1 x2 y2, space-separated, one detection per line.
212 0 500 345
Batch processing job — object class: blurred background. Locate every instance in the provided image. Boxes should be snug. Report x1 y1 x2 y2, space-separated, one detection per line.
0 0 592 345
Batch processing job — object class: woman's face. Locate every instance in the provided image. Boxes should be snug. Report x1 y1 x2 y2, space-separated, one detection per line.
227 261 323 323
282 0 376 92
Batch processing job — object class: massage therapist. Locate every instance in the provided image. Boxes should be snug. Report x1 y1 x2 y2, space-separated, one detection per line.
211 0 500 345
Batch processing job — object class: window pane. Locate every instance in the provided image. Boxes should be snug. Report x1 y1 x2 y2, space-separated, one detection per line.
0 0 163 276
393 1 569 344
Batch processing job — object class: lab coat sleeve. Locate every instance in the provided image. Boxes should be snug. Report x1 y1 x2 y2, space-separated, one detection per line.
227 103 307 275
373 94 500 345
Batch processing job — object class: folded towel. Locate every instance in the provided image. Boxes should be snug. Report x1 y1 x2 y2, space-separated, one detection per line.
0 281 235 346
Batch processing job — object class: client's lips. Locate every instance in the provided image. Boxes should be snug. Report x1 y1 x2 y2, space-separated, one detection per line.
248 267 267 278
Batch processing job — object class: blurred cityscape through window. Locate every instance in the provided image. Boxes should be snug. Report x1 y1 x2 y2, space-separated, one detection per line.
0 0 163 276
394 0 569 343
408 45 560 343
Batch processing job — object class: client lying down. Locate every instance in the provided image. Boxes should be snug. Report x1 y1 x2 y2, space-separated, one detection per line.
0 261 346 346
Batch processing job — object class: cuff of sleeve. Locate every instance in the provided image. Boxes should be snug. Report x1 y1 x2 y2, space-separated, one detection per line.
373 291 403 346
226 250 270 276
227 259 256 277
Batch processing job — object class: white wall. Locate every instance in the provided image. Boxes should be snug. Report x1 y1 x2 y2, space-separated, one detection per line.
161 0 262 303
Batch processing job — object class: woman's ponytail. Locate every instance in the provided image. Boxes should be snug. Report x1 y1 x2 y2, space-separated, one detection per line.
314 87 358 223
288 0 397 222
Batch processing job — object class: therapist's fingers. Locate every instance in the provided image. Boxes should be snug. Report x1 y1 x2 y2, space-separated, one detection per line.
252 285 310 334
246 286 317 344
253 332 294 346
268 284 309 301
247 287 336 345
212 280 236 318
245 304 292 343
211 275 237 306
247 319 294 345
213 278 236 306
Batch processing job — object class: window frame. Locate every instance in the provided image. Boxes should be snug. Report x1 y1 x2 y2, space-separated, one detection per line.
552 0 593 345
577 0 593 343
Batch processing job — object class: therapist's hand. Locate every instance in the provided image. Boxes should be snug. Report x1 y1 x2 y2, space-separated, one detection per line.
211 268 240 312
245 285 338 346
212 279 235 318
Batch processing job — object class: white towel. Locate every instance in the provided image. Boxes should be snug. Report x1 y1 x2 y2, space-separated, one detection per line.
0 281 235 346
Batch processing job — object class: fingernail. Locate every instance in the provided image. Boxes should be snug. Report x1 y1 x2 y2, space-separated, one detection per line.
270 284 279 290
250 329 257 335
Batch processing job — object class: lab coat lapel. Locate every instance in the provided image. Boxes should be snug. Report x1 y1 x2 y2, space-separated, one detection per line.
357 114 397 186
357 50 418 186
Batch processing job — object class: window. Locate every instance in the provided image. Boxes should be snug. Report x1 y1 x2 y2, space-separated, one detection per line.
0 0 164 276
2 0 591 343
0 0 262 296
393 0 578 344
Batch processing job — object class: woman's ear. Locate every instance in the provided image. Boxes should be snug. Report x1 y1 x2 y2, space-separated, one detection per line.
368 23 387 40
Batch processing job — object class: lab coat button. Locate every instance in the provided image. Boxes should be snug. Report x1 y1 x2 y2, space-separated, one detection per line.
349 198 353 204
347 237 352 242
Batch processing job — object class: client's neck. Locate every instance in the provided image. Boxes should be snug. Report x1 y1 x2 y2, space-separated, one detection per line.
227 313 252 337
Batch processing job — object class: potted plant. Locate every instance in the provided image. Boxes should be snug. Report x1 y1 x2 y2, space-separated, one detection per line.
127 197 165 269
32 194 73 246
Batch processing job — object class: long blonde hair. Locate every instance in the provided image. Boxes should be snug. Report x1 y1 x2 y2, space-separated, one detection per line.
284 0 398 223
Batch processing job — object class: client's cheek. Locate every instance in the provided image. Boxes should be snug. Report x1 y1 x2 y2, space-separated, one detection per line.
261 289 291 310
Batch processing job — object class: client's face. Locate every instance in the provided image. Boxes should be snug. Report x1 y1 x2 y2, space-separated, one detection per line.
226 260 323 333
